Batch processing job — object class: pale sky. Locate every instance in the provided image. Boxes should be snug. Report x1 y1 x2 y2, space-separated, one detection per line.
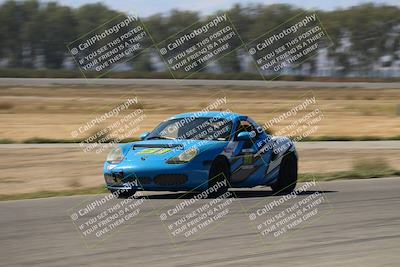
7 0 400 16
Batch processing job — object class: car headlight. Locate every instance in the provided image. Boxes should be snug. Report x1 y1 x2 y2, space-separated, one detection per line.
106 147 124 164
167 148 198 164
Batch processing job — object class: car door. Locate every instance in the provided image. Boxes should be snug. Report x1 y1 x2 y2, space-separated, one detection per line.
228 118 273 186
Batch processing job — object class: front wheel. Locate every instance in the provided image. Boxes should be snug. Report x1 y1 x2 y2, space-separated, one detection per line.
208 157 229 198
271 152 298 194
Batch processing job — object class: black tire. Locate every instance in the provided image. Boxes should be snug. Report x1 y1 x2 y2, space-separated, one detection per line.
109 189 136 199
208 157 229 198
271 152 298 194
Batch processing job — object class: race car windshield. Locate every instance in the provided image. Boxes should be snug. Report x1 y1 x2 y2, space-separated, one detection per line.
147 117 233 141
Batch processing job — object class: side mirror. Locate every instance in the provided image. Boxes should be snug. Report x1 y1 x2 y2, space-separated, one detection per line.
140 132 150 140
237 131 252 141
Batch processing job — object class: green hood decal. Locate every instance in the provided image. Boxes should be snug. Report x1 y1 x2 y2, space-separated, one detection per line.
136 148 172 155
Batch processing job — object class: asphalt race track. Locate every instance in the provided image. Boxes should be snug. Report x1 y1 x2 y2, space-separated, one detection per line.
1 177 399 266
1 77 400 88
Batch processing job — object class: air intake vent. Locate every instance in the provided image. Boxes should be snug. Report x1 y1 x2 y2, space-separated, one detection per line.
137 177 152 185
154 174 188 186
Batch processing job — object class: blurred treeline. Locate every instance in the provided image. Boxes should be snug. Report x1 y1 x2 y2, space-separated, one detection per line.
0 0 399 75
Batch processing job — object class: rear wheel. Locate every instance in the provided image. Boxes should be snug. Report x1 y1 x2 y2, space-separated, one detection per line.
271 152 298 194
208 157 229 198
109 189 136 199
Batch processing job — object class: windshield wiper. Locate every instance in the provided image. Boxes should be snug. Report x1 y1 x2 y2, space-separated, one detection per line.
146 136 175 140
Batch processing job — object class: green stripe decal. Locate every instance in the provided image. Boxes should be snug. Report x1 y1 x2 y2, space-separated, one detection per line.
136 148 172 155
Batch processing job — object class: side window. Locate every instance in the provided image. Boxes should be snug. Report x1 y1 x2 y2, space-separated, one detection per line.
235 120 257 140
247 118 267 138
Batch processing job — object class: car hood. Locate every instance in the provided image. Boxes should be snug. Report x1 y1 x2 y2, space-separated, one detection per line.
122 139 229 162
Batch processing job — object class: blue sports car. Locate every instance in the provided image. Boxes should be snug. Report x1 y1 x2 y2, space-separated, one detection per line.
104 111 298 197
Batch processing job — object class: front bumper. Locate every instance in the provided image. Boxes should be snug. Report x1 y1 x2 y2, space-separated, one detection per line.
104 160 209 191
